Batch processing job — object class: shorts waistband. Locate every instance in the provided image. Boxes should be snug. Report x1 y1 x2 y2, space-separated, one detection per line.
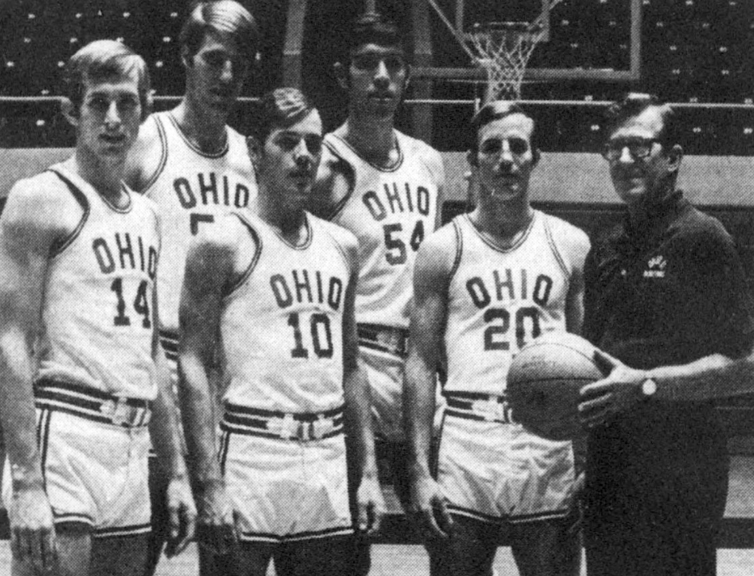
34 379 152 428
357 323 408 358
443 391 515 425
159 329 178 360
220 403 345 441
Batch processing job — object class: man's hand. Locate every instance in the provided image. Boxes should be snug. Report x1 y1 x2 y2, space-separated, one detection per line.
194 480 237 556
409 473 453 542
579 350 647 428
164 474 197 558
355 475 385 536
10 483 56 574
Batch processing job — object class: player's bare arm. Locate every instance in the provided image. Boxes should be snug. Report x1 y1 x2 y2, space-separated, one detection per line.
307 147 354 219
340 232 386 535
0 178 84 573
148 283 196 558
124 116 163 192
404 225 456 541
178 215 255 554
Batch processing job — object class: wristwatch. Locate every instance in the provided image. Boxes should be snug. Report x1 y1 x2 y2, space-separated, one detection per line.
641 378 658 400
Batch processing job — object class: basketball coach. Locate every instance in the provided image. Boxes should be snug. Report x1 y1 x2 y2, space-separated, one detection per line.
578 93 754 576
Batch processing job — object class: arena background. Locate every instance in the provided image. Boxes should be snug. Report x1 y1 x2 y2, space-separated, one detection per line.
2 0 754 573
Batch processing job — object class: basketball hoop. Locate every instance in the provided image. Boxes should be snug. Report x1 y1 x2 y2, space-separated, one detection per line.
425 0 563 104
466 21 546 103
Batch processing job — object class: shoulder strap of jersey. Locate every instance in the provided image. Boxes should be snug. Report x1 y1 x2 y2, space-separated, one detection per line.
541 212 571 280
140 113 169 194
46 167 91 258
225 212 263 297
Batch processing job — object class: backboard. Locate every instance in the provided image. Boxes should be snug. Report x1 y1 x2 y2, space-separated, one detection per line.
416 0 641 83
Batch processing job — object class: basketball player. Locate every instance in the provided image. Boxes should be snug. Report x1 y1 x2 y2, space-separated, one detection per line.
308 15 444 569
0 40 195 576
577 93 754 576
405 101 590 576
124 2 259 571
178 88 384 576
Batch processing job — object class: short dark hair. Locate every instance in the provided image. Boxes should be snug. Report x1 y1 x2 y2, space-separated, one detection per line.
251 87 316 146
346 12 405 58
469 100 538 154
180 0 259 63
63 40 152 120
604 92 679 149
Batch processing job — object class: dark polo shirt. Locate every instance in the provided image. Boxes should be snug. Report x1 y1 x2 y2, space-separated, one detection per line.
583 191 754 523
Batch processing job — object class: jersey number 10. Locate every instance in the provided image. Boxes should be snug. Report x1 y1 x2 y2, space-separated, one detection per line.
287 312 334 359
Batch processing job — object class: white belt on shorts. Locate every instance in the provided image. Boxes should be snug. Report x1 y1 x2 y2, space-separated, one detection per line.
34 379 152 428
220 402 345 441
357 323 409 358
444 391 516 424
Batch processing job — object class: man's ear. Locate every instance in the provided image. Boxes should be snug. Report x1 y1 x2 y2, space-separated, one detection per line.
666 144 683 173
532 148 541 167
181 45 192 69
61 98 78 127
466 149 478 168
334 62 349 91
403 63 411 92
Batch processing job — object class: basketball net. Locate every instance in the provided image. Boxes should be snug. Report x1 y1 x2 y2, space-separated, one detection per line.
425 0 562 104
466 22 545 103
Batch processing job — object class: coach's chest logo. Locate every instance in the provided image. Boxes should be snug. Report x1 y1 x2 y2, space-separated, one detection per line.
643 255 667 278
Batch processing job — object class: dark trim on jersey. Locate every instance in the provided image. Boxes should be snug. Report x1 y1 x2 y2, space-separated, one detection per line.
329 133 404 174
462 211 537 254
542 213 571 281
225 213 263 297
141 114 169 195
50 165 133 215
447 503 570 525
322 138 357 221
53 512 95 528
167 112 230 159
37 408 52 494
94 522 152 539
431 410 448 479
449 217 464 286
237 524 354 544
45 169 91 258
271 213 313 251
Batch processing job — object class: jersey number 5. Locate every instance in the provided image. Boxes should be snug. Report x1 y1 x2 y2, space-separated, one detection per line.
383 221 425 265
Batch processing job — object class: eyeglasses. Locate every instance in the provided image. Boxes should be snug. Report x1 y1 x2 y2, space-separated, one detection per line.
602 138 661 161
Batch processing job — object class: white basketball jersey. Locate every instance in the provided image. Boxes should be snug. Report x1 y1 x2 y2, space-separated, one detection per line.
444 211 583 396
143 111 257 335
324 131 440 328
36 163 160 400
220 213 354 413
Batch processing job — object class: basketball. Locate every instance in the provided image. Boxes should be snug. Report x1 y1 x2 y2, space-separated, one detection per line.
507 332 604 441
